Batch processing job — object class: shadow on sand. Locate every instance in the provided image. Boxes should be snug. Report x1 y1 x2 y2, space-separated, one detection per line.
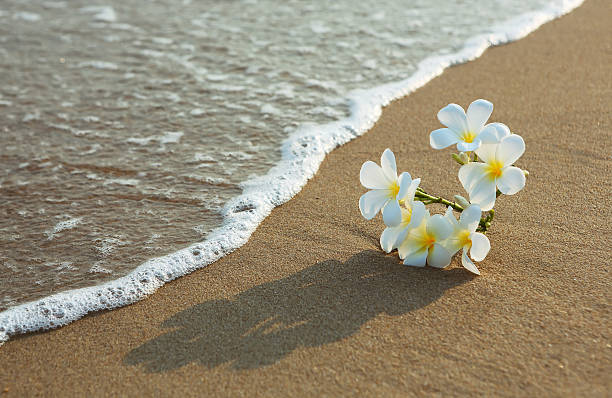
124 250 473 371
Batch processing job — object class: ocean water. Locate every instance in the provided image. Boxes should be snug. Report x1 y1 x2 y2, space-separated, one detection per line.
0 0 582 341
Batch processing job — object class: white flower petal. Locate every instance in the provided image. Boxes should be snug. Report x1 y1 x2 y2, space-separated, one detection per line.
461 248 481 275
402 248 428 267
443 236 463 254
478 123 511 144
426 214 452 240
380 225 404 253
474 143 497 164
444 206 455 221
497 166 525 195
442 208 462 251
430 128 460 149
466 99 493 133
397 234 415 259
382 199 402 227
496 135 525 167
399 177 420 202
396 229 411 256
469 232 490 261
444 238 462 257
458 163 489 193
380 148 398 182
359 190 388 220
396 172 413 200
427 243 452 268
467 177 497 212
360 161 389 189
437 103 468 133
459 204 482 232
445 206 453 217
457 140 481 152
397 221 427 259
408 201 427 229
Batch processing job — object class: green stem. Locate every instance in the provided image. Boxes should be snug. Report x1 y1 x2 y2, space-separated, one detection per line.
414 188 464 212
415 187 495 234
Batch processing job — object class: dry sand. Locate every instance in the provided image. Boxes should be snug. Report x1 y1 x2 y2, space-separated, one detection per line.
1 0 610 396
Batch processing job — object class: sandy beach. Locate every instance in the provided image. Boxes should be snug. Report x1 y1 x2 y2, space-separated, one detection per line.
1 0 610 395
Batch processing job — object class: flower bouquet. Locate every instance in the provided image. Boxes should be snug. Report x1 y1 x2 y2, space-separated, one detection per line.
359 99 528 275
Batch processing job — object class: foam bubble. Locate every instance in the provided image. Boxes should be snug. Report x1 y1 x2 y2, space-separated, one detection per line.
193 153 215 162
45 217 83 240
13 12 40 22
104 178 140 186
89 263 113 274
77 61 119 70
260 104 281 115
80 6 117 22
190 108 205 116
152 37 173 45
206 74 228 82
127 131 183 147
126 136 155 145
94 237 129 257
81 115 100 122
22 111 41 122
159 131 183 144
310 21 331 34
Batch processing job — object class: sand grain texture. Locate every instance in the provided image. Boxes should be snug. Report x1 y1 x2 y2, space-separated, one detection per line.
1 0 611 396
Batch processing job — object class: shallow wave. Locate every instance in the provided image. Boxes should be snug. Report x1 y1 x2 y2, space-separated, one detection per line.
0 0 584 345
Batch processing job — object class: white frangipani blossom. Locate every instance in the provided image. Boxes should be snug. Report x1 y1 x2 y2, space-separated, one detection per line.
458 124 526 211
430 99 494 152
397 211 453 268
379 179 424 253
359 149 415 226
442 205 490 275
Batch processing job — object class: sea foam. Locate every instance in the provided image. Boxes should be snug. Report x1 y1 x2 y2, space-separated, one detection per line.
0 0 584 345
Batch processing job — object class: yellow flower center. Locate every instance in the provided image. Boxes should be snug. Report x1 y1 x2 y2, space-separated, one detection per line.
458 230 472 248
485 159 504 180
418 232 436 250
389 181 400 199
401 207 412 226
461 131 477 143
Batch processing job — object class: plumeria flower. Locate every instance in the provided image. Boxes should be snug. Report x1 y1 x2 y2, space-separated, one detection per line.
397 211 453 268
359 149 416 226
442 205 491 275
458 125 526 211
379 180 425 253
430 99 494 152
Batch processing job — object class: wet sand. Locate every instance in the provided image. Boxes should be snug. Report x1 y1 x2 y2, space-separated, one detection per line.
1 0 610 396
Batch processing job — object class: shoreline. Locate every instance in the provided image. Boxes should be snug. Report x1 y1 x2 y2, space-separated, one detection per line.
0 0 585 345
1 0 611 395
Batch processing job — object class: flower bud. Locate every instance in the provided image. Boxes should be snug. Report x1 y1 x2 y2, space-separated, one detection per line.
452 152 470 165
453 195 470 209
451 153 464 165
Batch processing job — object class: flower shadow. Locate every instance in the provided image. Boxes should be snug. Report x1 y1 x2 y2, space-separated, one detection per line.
124 250 474 372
